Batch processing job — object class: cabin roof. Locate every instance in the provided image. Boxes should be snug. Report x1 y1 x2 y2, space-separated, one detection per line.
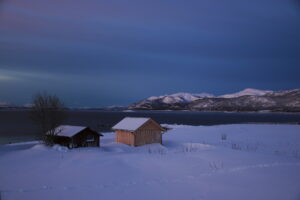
112 117 153 132
48 125 102 137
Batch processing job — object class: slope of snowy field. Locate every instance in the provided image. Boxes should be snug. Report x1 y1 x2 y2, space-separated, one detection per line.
0 124 300 200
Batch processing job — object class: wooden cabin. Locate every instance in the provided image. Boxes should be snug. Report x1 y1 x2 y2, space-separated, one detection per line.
47 125 103 148
112 117 165 146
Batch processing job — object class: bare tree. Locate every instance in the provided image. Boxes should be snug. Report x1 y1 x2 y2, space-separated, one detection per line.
30 92 66 146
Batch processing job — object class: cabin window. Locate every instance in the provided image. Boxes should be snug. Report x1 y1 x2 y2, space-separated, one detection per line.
86 135 95 142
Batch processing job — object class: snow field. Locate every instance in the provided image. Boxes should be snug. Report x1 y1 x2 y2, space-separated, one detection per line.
0 124 300 200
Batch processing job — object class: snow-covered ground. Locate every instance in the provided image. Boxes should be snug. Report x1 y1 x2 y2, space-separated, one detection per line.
0 124 300 200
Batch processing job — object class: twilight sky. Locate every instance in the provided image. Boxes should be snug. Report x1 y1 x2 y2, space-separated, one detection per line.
0 0 300 107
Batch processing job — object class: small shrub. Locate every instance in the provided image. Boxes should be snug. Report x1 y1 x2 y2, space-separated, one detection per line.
231 143 242 150
209 161 224 170
221 134 227 140
157 148 166 155
245 144 258 152
148 148 166 155
182 143 197 153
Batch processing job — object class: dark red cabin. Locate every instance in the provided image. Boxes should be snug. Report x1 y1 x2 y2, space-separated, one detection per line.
47 125 103 148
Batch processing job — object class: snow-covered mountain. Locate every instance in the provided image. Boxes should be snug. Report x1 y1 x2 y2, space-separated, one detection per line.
191 89 300 112
128 89 300 112
147 93 214 104
128 92 214 110
219 88 273 98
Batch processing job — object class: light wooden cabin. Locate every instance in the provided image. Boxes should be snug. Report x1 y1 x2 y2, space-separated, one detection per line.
112 117 165 146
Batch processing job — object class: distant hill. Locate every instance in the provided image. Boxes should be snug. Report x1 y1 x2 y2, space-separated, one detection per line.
128 89 300 112
219 88 273 98
0 101 10 107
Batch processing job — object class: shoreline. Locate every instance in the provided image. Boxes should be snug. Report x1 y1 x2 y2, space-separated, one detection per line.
1 108 300 114
1 122 299 146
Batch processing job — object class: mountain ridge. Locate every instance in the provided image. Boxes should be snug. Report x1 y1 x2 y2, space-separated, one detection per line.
128 89 300 112
219 88 273 98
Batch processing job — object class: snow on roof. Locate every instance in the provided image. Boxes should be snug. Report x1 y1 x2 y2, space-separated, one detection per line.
49 125 87 137
112 117 151 132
